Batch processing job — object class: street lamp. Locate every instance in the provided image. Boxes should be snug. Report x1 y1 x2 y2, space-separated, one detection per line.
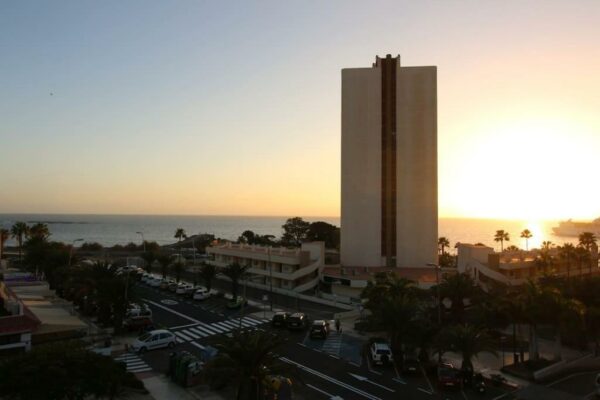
427 262 442 362
268 246 273 311
69 238 84 267
136 232 146 253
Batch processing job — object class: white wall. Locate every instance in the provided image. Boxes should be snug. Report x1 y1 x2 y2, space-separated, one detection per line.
395 66 438 268
340 67 382 267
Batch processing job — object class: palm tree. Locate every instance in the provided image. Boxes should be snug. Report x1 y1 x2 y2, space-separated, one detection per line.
172 261 185 283
29 222 50 240
155 253 171 279
494 230 510 252
438 324 496 374
559 243 576 278
579 232 597 251
375 295 418 356
199 262 217 292
520 229 533 251
438 272 480 324
575 246 591 276
505 245 520 252
140 251 156 274
0 229 9 260
222 263 249 301
438 237 450 255
10 222 29 262
541 241 554 251
204 330 287 400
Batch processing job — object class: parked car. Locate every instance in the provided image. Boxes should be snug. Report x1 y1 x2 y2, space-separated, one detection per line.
159 279 171 290
168 282 179 292
149 277 162 287
126 305 152 320
401 350 420 373
309 320 330 339
437 362 463 389
226 297 248 309
175 283 192 295
271 312 290 328
124 316 154 332
370 342 393 365
287 313 308 330
192 287 211 301
130 329 176 353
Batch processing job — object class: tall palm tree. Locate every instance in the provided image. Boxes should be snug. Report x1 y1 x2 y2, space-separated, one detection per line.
520 229 533 251
0 229 9 260
438 272 480 324
10 222 29 262
437 324 497 373
155 253 171 279
172 261 185 283
29 222 50 240
204 330 287 400
199 262 217 292
579 232 597 251
222 263 249 301
559 243 576 278
575 246 591 276
438 237 450 255
140 251 156 274
494 230 510 252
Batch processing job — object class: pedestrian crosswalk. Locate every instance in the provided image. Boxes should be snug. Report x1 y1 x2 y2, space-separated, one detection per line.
114 353 152 373
321 330 342 356
173 316 270 343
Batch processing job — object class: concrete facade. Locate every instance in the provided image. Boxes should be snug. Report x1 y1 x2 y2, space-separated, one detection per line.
341 55 438 269
206 242 325 293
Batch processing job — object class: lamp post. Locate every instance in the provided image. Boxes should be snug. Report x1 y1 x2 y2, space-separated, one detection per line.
68 238 84 267
136 231 146 253
427 262 442 362
268 246 273 311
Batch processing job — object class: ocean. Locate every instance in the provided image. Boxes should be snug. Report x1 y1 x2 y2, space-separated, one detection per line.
0 213 580 251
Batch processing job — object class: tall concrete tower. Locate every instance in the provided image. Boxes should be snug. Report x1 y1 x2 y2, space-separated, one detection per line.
341 55 438 268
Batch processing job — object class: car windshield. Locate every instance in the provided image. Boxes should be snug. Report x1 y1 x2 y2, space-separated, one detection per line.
376 349 390 354
289 317 302 323
138 333 152 342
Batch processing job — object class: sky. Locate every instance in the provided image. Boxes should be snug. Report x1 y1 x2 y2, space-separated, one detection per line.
1 0 599 220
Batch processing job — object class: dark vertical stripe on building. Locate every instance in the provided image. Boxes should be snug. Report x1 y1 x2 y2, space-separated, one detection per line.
379 55 397 262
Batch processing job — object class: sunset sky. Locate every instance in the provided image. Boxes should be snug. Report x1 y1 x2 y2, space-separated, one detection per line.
1 1 599 220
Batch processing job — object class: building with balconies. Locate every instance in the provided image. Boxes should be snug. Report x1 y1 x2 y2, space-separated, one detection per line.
0 281 40 355
457 243 599 287
206 241 324 293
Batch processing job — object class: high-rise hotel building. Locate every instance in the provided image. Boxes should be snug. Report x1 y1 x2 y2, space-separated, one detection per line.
341 55 438 269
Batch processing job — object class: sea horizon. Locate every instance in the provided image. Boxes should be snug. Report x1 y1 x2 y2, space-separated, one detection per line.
0 212 581 251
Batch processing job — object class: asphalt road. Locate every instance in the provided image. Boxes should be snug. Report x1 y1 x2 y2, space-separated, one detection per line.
128 282 512 400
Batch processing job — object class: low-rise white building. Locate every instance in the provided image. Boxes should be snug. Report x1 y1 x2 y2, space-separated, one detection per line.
457 243 600 287
206 241 325 293
0 282 40 355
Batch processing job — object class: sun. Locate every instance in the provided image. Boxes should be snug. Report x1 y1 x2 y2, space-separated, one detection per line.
443 117 600 221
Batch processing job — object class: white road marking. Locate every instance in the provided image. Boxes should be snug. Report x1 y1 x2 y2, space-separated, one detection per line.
174 331 194 341
417 387 433 395
348 373 395 392
280 357 382 400
392 377 406 385
306 383 344 400
189 341 205 350
182 329 200 339
142 299 200 323
189 327 208 337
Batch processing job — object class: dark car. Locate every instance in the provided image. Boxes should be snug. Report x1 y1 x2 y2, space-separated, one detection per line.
437 363 463 389
309 320 330 339
402 351 420 373
287 313 308 330
124 317 154 332
272 312 290 328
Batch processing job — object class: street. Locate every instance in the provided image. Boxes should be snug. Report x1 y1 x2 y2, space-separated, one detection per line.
120 282 515 400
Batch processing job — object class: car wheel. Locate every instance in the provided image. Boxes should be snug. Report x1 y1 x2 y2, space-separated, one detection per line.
168 341 175 348
139 346 147 354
